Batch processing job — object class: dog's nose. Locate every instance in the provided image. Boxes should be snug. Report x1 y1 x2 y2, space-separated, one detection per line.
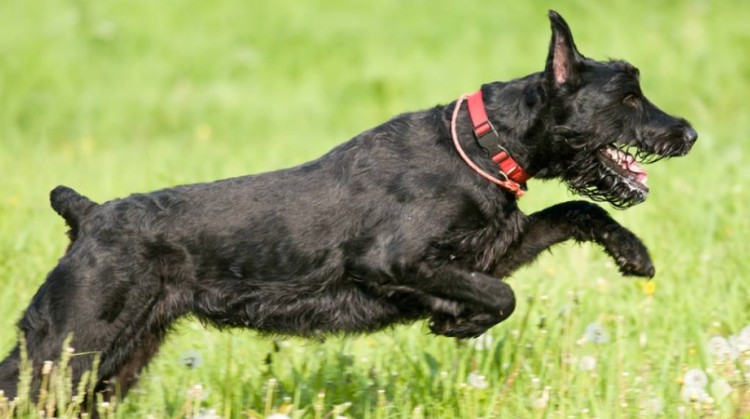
684 127 698 143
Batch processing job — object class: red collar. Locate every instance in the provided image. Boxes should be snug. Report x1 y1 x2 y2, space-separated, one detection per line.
466 90 531 195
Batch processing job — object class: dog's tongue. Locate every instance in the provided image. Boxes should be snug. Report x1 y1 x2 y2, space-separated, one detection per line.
619 151 648 185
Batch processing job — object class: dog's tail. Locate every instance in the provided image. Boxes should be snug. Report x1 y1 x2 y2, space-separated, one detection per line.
50 185 97 237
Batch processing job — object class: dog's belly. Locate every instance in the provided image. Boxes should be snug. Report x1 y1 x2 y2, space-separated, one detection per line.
162 216 426 335
190 272 426 335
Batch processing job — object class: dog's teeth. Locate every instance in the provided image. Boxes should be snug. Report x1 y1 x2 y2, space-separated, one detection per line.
603 146 648 187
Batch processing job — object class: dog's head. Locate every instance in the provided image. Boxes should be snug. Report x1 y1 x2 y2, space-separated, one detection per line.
529 11 697 208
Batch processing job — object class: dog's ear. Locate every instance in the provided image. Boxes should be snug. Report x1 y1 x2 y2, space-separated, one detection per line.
545 10 583 87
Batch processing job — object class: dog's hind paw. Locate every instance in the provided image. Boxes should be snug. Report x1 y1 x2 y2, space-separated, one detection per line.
429 317 487 339
429 312 507 339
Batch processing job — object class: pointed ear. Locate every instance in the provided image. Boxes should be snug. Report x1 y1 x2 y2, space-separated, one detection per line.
545 10 584 87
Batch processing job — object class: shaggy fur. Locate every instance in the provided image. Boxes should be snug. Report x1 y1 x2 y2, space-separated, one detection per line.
0 11 696 404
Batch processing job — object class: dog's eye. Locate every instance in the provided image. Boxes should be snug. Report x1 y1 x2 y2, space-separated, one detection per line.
623 94 641 109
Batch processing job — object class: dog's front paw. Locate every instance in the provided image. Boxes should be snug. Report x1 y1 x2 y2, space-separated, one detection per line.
605 228 655 278
429 315 488 339
616 253 655 277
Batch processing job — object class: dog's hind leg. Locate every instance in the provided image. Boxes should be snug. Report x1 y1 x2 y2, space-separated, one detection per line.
0 243 187 404
0 346 22 400
494 201 655 278
95 307 173 400
386 265 516 338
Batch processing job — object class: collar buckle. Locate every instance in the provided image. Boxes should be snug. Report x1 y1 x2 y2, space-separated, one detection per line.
466 89 532 189
475 121 507 156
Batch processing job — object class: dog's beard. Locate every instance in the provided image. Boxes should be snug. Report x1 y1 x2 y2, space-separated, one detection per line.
565 143 656 209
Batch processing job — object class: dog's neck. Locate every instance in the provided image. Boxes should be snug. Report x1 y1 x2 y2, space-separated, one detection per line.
439 90 531 198
478 75 573 180
465 90 531 187
439 86 534 197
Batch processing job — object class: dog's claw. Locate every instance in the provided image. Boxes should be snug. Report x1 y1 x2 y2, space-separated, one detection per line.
615 254 655 278
429 311 509 339
430 319 486 339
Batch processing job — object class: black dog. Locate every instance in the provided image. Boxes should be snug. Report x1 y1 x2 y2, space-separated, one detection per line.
0 11 696 402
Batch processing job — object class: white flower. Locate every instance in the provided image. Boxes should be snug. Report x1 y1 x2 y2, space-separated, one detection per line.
467 371 488 389
740 325 750 341
471 334 494 351
729 336 745 354
707 336 729 355
266 414 291 419
179 350 203 369
578 355 597 371
645 397 664 415
187 384 209 401
732 333 750 353
195 409 221 419
711 378 733 401
583 322 609 344
707 336 738 362
683 368 708 389
681 385 709 403
533 386 550 409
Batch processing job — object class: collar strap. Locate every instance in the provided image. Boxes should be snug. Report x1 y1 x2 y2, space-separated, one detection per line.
466 90 531 187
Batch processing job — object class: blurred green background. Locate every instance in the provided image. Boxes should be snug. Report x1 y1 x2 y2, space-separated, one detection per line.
1 0 749 417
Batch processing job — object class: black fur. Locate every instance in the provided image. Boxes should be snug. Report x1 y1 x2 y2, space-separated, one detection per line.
0 10 695 405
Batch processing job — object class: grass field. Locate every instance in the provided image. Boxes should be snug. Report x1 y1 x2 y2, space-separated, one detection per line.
1 0 749 417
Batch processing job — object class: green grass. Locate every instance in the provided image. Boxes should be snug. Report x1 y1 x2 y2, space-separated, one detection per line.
1 0 749 417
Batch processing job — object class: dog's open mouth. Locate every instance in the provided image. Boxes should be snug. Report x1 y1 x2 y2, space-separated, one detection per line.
575 142 667 208
598 146 649 192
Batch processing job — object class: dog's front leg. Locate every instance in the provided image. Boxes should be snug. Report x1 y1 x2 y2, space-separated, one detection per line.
495 201 654 278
